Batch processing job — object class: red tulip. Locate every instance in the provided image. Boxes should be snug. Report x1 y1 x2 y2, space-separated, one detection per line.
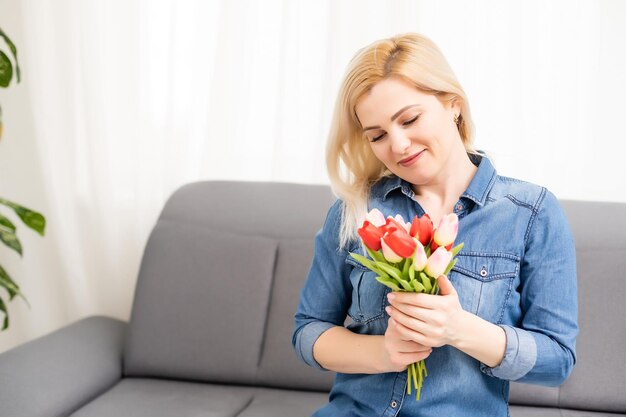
381 227 417 261
358 221 384 251
409 213 434 246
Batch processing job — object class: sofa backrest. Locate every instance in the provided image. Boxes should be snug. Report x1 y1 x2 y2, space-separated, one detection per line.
509 200 626 414
123 181 626 412
123 181 336 391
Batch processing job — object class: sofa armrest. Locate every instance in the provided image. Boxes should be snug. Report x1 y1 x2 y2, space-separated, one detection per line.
0 315 127 417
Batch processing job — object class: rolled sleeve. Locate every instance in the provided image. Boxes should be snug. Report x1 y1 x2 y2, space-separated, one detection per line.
294 321 337 370
480 325 537 380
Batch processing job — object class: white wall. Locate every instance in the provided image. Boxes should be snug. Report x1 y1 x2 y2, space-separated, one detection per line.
1 0 625 353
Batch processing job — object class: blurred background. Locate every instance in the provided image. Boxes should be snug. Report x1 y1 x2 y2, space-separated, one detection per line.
1 0 625 352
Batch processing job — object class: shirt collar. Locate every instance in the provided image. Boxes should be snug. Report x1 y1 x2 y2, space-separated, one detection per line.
375 152 497 207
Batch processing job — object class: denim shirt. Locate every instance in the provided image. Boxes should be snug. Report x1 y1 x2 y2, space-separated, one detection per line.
292 154 578 417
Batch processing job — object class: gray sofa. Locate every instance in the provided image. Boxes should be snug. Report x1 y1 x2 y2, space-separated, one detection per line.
0 181 624 417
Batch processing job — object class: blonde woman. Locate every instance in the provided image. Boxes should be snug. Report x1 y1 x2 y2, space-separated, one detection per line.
292 33 577 416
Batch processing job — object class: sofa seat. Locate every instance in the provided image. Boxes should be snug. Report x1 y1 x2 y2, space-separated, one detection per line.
70 378 328 417
510 406 626 417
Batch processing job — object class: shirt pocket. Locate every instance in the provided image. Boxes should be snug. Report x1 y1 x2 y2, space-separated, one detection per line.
449 252 520 324
345 254 389 325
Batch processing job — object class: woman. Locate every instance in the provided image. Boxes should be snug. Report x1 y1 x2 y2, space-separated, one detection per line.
292 33 577 416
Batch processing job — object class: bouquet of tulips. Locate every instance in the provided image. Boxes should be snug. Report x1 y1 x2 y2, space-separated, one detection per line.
349 208 463 400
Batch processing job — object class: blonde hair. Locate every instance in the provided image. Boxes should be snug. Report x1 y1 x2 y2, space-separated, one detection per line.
326 33 478 250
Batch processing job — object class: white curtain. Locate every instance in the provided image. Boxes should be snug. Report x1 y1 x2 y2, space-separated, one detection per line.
1 0 625 352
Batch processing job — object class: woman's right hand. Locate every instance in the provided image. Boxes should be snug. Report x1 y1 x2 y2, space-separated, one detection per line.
382 316 433 373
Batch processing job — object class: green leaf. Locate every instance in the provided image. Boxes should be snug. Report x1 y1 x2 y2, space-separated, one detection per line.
0 264 29 306
0 227 23 256
0 296 8 330
410 279 426 292
375 276 402 292
349 252 391 279
401 258 411 276
409 265 415 281
0 264 20 300
0 27 20 84
419 271 432 292
0 51 12 87
0 198 46 236
0 213 16 232
375 262 403 281
443 258 458 276
450 242 464 258
364 246 385 263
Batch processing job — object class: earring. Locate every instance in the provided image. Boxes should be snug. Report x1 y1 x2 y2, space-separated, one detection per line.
454 114 460 127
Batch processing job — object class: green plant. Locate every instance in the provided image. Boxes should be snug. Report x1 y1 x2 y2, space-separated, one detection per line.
0 26 46 331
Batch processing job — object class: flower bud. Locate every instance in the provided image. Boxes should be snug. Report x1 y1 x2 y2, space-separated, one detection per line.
424 247 452 277
433 214 459 247
365 208 386 227
358 221 384 251
410 213 433 246
412 240 428 271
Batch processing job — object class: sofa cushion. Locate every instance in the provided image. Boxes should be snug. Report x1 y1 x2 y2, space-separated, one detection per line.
69 378 328 417
69 378 256 417
124 222 278 384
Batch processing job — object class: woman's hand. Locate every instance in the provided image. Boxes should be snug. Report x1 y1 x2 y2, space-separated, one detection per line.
382 314 433 373
385 275 465 349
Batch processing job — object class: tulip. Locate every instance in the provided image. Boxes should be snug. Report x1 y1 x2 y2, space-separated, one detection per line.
424 247 452 277
358 221 384 251
386 215 410 235
365 208 386 227
409 213 434 246
381 228 417 262
433 214 459 247
412 240 428 271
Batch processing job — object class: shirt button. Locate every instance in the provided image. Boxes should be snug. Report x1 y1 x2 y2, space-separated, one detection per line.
391 400 398 408
480 267 488 277
456 203 463 211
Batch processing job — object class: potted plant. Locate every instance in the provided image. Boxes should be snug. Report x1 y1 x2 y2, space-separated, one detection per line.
0 26 46 331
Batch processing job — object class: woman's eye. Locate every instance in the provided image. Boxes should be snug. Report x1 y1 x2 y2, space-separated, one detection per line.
403 115 419 126
372 133 385 142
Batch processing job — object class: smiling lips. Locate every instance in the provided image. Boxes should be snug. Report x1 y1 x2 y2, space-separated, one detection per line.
399 150 425 166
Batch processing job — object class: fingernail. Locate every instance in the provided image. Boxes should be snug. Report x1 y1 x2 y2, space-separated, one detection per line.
385 306 391 314
387 293 395 301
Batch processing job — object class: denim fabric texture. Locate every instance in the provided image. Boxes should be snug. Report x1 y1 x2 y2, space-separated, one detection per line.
292 154 578 417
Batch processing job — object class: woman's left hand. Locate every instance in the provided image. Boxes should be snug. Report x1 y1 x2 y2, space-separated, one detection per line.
385 275 465 348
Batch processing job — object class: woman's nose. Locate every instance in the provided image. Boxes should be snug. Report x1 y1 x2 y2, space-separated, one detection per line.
390 131 411 154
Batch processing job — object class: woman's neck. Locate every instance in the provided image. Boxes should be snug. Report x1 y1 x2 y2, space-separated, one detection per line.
411 145 478 216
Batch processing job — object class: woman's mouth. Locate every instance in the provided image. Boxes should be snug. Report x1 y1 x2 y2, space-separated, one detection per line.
399 150 425 167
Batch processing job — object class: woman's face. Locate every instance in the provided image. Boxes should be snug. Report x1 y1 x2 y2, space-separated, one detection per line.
354 77 462 187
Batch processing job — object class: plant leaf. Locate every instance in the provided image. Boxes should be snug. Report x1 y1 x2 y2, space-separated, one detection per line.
0 296 8 330
365 246 385 263
443 258 458 276
419 271 432 292
410 279 426 292
0 264 20 299
450 242 464 257
375 276 402 292
409 265 415 281
0 27 20 83
0 50 12 88
349 252 391 279
0 198 46 236
375 262 403 281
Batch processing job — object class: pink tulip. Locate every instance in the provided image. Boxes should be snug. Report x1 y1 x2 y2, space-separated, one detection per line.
424 247 452 277
365 208 386 228
412 240 428 271
433 214 459 247
381 237 404 263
